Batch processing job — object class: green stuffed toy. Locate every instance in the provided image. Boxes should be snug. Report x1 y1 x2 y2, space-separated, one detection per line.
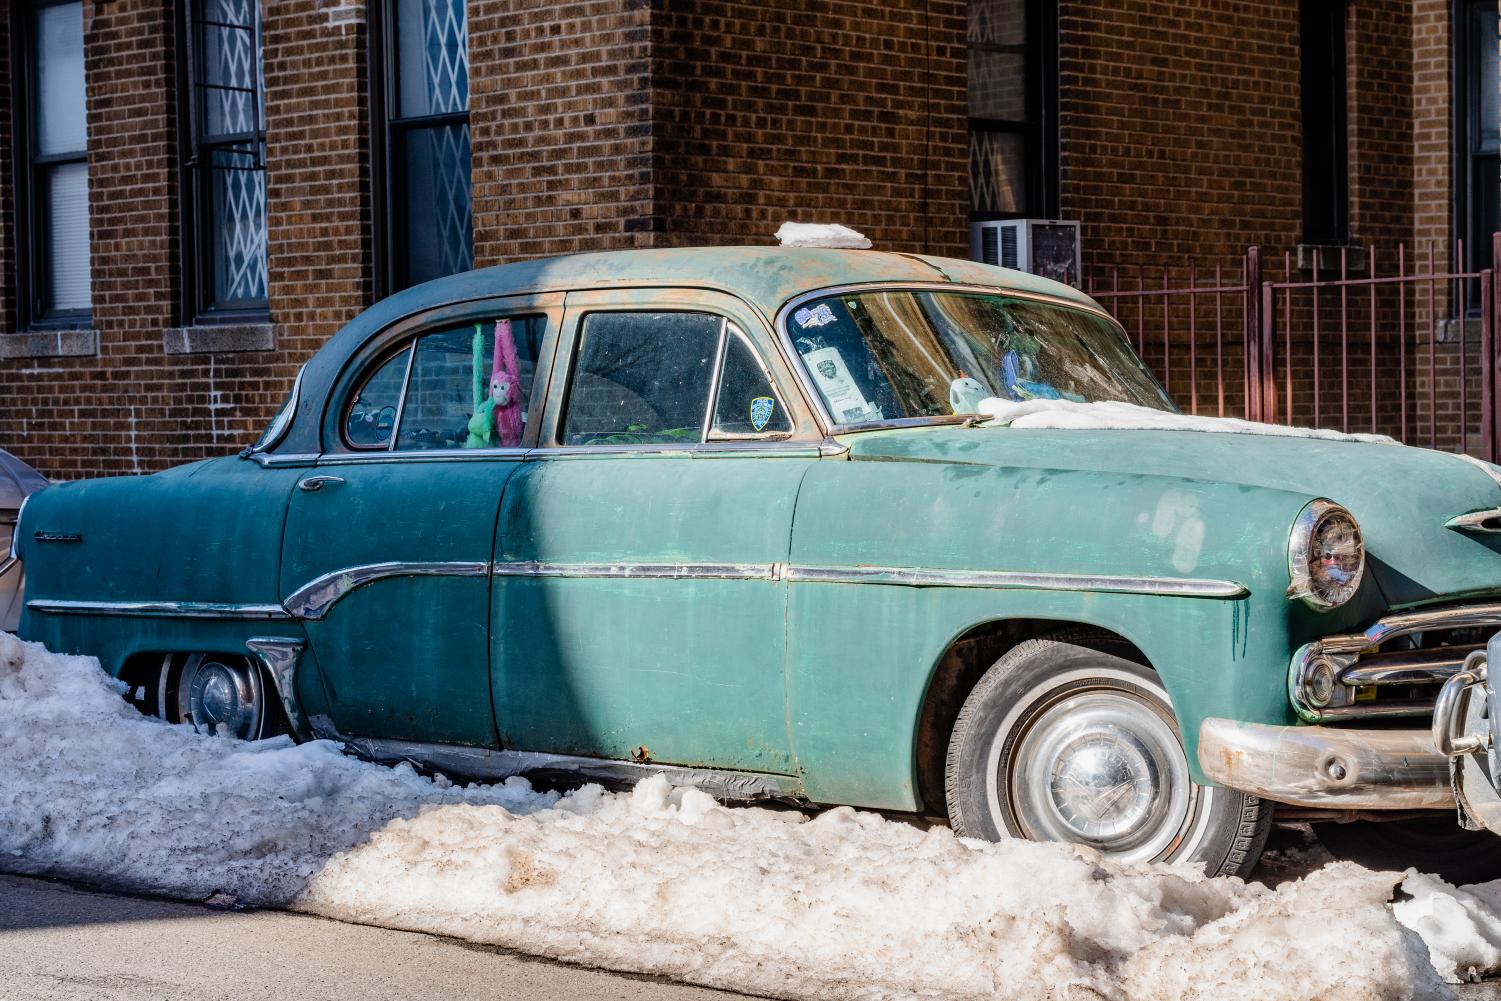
465 324 495 448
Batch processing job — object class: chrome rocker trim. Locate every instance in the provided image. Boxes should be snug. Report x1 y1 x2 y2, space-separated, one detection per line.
26 599 292 620
307 718 797 802
491 560 781 581
1197 717 1451 810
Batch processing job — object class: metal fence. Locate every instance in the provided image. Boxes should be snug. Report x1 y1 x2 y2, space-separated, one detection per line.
1085 236 1500 461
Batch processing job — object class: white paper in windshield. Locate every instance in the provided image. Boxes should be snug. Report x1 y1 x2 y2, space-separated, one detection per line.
804 347 881 424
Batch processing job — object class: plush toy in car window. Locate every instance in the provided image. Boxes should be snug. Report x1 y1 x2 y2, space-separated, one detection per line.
465 319 525 448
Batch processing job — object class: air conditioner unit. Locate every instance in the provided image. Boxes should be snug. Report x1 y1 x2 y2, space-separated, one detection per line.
970 219 1081 288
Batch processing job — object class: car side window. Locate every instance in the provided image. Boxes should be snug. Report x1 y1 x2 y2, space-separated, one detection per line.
343 315 545 452
561 312 724 446
345 347 409 448
710 332 792 438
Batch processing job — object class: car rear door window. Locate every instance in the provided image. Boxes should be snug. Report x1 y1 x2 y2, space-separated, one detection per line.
342 316 545 452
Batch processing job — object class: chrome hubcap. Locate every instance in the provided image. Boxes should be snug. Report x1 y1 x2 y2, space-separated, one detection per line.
1008 690 1194 862
176 655 263 740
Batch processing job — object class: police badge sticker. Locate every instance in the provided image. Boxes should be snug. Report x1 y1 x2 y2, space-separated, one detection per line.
750 396 775 432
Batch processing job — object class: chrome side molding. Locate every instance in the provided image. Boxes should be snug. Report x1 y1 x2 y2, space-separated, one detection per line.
782 564 1248 598
26 598 292 620
282 561 490 620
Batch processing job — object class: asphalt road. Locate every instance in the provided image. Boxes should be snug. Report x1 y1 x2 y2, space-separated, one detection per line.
0 874 746 1001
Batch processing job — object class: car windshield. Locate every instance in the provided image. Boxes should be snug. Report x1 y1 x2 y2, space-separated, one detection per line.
786 290 1173 425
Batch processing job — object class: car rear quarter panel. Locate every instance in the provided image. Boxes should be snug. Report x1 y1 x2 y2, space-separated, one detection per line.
17 457 304 677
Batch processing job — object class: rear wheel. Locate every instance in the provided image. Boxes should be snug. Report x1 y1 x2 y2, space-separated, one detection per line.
156 652 274 741
945 634 1273 876
1313 817 1501 885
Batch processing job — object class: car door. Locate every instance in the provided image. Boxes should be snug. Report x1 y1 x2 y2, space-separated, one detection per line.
280 296 559 746
490 289 821 775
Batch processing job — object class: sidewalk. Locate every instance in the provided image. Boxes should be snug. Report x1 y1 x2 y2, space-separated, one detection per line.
0 874 747 1001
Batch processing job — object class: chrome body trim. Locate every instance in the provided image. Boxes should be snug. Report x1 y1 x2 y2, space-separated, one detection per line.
774 281 1124 436
492 560 780 581
247 364 305 457
1447 508 1501 533
1197 717 1451 810
26 599 292 620
247 451 320 468
245 637 310 741
9 493 30 560
317 447 531 465
307 720 797 801
781 564 1248 598
284 561 490 621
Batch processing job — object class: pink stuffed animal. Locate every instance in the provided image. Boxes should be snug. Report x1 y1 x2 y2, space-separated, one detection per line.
490 319 524 447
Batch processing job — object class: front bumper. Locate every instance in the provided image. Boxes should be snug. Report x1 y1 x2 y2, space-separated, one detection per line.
1197 717 1451 809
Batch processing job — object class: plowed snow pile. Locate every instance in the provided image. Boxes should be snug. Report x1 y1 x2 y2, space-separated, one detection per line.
0 632 1494 1001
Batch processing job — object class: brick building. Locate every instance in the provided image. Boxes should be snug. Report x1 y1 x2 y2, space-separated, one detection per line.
0 0 1495 478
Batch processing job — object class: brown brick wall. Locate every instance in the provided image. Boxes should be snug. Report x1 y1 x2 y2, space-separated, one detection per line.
649 0 969 256
470 0 655 264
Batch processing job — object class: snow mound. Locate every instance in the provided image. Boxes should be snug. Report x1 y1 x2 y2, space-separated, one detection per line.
978 397 1398 444
0 631 1486 1000
775 222 872 250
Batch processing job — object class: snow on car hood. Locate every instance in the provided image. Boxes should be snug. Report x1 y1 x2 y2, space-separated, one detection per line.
977 397 1398 444
0 633 1495 999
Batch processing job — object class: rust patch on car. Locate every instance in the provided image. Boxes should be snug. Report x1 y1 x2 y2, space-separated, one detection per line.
631 745 652 764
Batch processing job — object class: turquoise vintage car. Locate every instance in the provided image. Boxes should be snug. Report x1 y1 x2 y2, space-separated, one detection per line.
15 247 1501 878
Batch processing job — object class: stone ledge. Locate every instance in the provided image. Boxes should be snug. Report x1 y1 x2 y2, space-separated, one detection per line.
0 330 100 359
163 323 275 355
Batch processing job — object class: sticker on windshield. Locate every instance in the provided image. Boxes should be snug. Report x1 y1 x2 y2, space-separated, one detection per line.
793 303 837 329
749 396 775 432
803 347 880 424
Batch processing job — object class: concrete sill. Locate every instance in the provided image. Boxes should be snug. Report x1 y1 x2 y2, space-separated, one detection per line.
163 323 275 355
0 329 100 359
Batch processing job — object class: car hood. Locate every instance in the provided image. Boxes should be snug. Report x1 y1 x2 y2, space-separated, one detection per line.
841 425 1501 609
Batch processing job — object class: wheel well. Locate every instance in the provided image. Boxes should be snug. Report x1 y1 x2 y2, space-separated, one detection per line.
912 619 1148 819
116 649 291 734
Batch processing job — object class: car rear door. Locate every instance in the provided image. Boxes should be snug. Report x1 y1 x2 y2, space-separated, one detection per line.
280 296 559 747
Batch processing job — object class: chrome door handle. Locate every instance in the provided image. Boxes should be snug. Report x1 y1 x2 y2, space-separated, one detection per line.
298 475 345 493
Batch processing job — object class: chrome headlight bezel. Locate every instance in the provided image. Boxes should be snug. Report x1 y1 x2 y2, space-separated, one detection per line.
1287 498 1365 611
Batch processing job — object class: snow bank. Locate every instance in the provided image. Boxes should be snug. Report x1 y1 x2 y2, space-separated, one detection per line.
978 397 1398 444
775 222 872 250
0 632 1484 1000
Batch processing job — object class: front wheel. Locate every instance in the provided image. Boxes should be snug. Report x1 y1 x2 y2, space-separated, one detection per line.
944 635 1272 876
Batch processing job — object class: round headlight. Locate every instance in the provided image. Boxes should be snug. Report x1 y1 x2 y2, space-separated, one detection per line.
1287 499 1365 610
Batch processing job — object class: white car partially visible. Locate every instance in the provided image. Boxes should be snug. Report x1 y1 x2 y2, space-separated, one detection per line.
1 450 47 632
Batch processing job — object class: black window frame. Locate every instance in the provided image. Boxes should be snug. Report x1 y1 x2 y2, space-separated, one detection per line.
1299 0 1350 248
10 0 91 331
967 0 1059 222
1454 0 1499 279
367 0 473 300
174 0 269 324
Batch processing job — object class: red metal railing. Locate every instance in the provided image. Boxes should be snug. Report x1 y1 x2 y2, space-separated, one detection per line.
1087 236 1501 461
